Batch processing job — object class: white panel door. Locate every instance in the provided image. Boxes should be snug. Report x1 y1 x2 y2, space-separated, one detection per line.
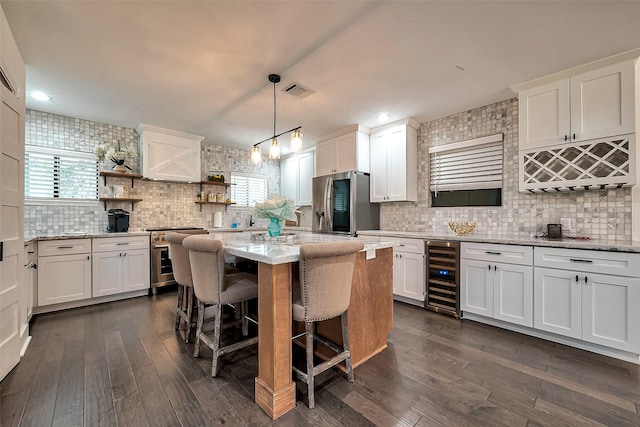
92 251 122 297
297 151 314 206
534 267 581 339
393 251 424 301
493 263 533 327
280 156 297 202
518 80 570 150
315 139 335 176
571 60 635 142
334 133 357 174
38 254 92 305
122 249 150 292
386 126 407 201
460 259 493 317
369 131 388 202
0 63 24 380
581 273 640 353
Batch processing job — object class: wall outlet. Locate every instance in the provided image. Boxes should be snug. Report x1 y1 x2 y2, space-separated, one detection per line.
560 218 572 231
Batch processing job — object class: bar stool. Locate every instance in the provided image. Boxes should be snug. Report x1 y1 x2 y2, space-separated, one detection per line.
182 235 259 377
165 232 197 343
292 240 364 409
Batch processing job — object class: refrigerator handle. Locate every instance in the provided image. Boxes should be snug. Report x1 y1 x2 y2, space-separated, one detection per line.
325 176 333 231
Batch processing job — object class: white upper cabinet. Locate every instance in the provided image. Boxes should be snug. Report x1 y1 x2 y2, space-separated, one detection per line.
314 125 369 176
369 118 418 202
137 123 204 182
518 59 636 151
280 149 314 206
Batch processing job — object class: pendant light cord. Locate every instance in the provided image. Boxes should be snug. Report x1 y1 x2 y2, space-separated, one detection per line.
273 80 277 138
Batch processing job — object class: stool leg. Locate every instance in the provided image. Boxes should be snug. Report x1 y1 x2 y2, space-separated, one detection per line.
211 303 223 377
175 284 184 331
341 311 354 383
305 321 316 409
241 300 248 336
193 301 205 358
185 287 194 343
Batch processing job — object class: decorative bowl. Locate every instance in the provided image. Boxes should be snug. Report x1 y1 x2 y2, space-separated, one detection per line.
448 221 476 236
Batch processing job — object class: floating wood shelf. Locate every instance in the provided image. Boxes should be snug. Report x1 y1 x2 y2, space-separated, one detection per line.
200 181 234 186
99 171 143 187
194 201 236 205
99 197 143 211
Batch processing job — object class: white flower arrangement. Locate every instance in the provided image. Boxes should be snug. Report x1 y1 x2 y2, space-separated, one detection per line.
253 195 298 222
94 140 138 166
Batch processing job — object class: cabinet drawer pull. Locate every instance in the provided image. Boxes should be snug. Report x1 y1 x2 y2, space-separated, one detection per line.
575 275 579 282
57 245 74 249
570 258 593 263
116 242 130 246
485 251 502 255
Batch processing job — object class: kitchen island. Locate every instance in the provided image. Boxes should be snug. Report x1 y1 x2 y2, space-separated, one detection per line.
202 232 395 419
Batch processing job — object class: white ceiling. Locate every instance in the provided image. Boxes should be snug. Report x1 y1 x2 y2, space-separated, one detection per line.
3 1 640 153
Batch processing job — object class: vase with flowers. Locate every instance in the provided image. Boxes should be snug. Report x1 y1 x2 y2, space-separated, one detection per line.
94 140 138 173
253 195 297 237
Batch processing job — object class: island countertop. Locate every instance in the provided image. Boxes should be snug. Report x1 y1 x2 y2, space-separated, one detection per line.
196 231 394 264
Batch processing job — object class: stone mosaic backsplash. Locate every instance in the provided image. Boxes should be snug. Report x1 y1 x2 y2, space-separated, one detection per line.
24 110 281 237
379 98 632 243
26 99 633 243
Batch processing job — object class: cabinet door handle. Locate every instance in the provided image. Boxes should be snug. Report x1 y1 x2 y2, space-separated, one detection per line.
123 252 127 257
488 264 491 271
575 275 579 282
485 251 502 255
564 135 568 141
573 133 576 140
570 258 593 264
57 245 74 249
87 256 90 260
584 276 588 284
494 265 497 271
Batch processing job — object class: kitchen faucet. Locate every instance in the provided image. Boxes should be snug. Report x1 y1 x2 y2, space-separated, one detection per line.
249 214 255 227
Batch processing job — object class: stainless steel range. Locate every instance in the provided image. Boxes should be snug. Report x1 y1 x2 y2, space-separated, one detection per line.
148 227 207 293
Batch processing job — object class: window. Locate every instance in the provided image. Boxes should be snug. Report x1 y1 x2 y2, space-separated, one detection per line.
429 133 503 207
230 173 268 207
25 145 98 203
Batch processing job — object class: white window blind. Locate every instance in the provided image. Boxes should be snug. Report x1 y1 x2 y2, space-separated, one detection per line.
429 133 504 192
25 145 98 201
230 173 268 207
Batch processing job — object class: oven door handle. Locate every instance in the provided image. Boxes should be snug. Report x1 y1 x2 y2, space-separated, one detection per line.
153 244 169 250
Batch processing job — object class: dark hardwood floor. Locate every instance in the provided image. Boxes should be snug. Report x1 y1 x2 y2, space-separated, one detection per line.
2 290 640 426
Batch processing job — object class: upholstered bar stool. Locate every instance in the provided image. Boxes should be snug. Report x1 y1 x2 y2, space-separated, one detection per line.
292 240 364 409
165 232 197 343
182 235 259 377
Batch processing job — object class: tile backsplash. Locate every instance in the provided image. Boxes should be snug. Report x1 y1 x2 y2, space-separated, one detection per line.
379 98 631 242
24 110 280 237
26 99 633 242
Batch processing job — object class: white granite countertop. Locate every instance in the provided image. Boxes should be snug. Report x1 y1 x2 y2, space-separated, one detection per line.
356 230 640 253
25 231 150 245
195 231 394 264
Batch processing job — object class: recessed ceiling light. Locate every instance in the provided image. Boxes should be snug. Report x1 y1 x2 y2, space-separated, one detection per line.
377 113 389 122
31 91 52 101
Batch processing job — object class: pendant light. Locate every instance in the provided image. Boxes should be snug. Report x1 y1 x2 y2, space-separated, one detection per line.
250 74 303 163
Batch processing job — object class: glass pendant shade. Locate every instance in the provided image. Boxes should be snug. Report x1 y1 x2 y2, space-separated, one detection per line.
290 129 303 152
251 145 262 163
269 138 280 159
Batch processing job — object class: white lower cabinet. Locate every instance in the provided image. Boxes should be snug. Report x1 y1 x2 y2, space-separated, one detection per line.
461 243 533 327
534 247 640 353
37 239 92 306
92 236 150 297
392 238 425 305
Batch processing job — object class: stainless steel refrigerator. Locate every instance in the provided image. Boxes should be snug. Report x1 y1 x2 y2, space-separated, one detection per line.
312 171 380 235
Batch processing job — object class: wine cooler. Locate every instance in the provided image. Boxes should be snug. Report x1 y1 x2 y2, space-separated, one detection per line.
425 240 460 318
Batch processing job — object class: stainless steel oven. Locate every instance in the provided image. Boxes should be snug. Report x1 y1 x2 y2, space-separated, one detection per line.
148 227 207 293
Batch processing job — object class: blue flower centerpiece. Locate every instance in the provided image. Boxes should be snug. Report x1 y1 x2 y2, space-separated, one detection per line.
253 196 298 237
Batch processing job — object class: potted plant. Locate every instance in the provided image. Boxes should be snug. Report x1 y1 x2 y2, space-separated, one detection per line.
94 140 138 173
